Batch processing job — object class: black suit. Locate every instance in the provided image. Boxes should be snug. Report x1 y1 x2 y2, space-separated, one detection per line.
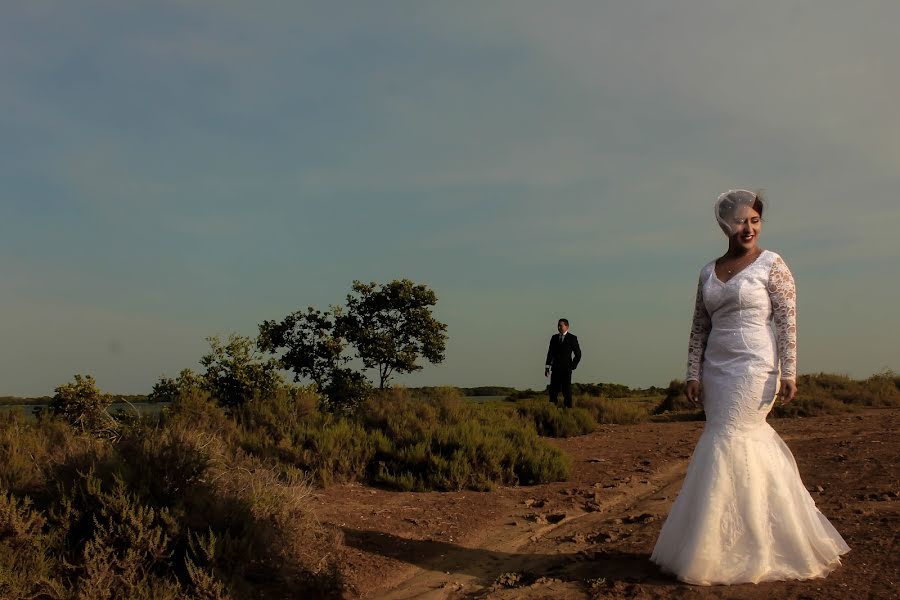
545 333 581 408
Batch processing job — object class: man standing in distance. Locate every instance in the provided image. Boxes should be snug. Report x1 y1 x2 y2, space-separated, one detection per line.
545 318 582 408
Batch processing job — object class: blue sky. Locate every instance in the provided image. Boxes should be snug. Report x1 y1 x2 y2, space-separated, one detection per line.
2 1 898 395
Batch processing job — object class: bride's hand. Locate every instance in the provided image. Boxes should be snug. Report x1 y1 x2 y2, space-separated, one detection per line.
778 379 797 403
685 380 701 405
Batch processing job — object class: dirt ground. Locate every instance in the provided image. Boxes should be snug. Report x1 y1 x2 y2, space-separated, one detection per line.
315 409 899 599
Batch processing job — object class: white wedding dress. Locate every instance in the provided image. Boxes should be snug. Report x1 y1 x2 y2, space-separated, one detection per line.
651 250 849 585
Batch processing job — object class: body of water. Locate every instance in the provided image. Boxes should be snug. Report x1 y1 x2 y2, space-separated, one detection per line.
0 402 168 419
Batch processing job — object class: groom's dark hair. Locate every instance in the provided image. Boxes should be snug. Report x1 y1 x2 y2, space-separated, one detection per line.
558 318 569 326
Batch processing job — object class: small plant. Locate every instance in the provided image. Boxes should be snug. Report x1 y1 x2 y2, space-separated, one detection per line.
494 571 524 588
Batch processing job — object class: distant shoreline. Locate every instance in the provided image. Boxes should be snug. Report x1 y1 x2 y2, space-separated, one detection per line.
0 394 151 406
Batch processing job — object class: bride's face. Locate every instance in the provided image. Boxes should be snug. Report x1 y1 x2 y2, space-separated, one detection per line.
730 205 762 251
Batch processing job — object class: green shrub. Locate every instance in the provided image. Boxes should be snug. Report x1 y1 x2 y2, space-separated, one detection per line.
801 371 900 407
504 426 572 485
320 368 372 416
363 389 571 490
0 412 345 599
284 416 375 485
50 374 119 439
653 380 696 414
771 394 858 418
515 400 596 437
0 491 58 598
232 386 319 445
575 395 649 425
200 335 282 409
163 389 236 439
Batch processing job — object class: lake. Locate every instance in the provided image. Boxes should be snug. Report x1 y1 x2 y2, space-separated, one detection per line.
0 402 168 420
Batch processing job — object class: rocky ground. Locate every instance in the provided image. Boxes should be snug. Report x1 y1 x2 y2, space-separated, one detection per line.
315 409 898 599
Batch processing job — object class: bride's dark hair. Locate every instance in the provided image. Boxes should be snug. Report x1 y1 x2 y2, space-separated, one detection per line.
752 190 766 217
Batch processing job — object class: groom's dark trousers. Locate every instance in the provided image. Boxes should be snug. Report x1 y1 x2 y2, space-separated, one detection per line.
546 333 581 408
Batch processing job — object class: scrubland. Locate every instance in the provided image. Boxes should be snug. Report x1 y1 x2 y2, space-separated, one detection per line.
1 372 897 598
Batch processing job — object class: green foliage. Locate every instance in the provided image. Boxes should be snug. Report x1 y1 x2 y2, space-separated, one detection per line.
72 474 175 599
575 395 650 425
148 369 201 404
282 416 376 486
163 389 235 439
515 400 597 437
258 307 348 389
795 371 900 408
231 386 319 446
461 386 518 397
320 367 373 416
0 413 344 599
234 386 571 491
771 394 856 418
511 394 651 435
0 395 52 406
199 335 282 408
116 422 222 505
0 490 60 598
49 374 119 439
341 279 448 388
184 529 231 600
362 388 570 490
506 382 665 402
653 379 701 416
651 372 900 420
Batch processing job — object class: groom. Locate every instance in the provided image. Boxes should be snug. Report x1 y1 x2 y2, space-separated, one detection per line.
544 318 582 408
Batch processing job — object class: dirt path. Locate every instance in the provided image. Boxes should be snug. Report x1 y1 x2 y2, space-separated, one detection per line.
316 410 899 599
367 458 689 599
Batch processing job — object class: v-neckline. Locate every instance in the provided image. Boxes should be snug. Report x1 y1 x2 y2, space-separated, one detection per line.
713 249 767 284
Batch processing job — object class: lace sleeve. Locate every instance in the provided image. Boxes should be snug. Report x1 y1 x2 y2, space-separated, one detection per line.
768 256 797 380
686 278 711 382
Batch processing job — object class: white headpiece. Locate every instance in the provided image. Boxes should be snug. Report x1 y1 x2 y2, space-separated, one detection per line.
714 189 764 236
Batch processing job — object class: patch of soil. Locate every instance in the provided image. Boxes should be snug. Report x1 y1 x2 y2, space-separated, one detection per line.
315 410 899 599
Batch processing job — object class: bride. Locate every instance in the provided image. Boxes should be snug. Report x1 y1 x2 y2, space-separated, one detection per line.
650 190 850 585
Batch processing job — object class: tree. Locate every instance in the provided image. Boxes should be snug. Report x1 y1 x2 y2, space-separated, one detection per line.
148 368 201 403
341 279 448 388
199 335 282 408
257 307 347 389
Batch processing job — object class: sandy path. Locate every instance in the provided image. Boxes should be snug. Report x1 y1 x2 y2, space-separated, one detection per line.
374 459 690 599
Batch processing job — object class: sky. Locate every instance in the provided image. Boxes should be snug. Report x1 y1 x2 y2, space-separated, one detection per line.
2 1 899 396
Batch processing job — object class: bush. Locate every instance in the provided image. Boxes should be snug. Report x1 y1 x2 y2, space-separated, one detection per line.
0 411 345 598
771 395 857 418
163 389 238 441
50 374 119 439
653 380 694 414
320 368 372 416
575 395 650 425
232 386 319 445
281 416 376 485
200 335 282 408
799 371 900 408
227 386 571 491
362 388 571 491
0 491 57 598
515 400 596 437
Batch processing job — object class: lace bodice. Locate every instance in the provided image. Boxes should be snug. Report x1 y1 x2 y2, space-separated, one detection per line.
686 251 797 382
